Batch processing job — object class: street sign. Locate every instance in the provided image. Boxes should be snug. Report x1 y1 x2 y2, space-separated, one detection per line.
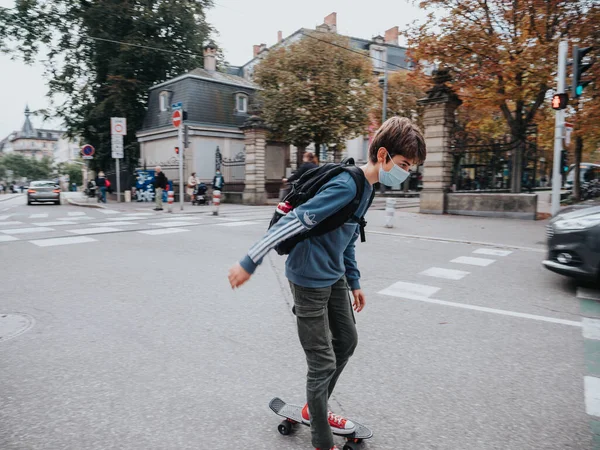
110 117 127 136
81 144 95 160
172 109 182 128
172 102 183 110
111 134 124 159
564 122 574 146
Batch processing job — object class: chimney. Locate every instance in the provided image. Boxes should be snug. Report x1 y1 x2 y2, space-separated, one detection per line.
277 31 283 43
253 43 267 58
384 26 399 46
203 43 217 71
324 12 337 32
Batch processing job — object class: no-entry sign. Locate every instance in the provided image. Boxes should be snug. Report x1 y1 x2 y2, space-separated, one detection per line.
172 109 182 128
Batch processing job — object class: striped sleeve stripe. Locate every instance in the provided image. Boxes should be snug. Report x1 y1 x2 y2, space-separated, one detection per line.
248 219 304 262
248 218 303 261
247 217 302 259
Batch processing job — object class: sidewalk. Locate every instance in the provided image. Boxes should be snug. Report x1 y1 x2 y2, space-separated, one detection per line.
0 193 24 203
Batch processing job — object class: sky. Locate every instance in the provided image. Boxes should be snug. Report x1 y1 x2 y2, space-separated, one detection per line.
0 0 427 140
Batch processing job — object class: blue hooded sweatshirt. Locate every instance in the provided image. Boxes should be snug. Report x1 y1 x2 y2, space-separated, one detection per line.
239 172 373 290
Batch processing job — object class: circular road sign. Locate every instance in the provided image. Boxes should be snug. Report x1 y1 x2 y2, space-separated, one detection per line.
81 144 95 158
172 109 182 128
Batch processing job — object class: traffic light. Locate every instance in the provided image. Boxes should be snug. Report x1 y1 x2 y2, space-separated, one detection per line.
572 45 593 99
561 150 568 173
551 93 569 110
182 110 188 121
175 146 179 155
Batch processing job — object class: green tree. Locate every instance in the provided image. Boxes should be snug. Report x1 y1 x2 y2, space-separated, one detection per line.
254 32 376 162
56 162 84 186
0 153 53 180
373 71 425 130
1 0 215 175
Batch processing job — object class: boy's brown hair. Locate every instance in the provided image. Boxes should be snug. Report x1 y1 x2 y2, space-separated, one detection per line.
368 117 426 165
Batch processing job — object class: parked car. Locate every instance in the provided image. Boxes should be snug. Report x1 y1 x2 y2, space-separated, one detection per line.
543 202 600 281
27 181 61 205
565 163 600 189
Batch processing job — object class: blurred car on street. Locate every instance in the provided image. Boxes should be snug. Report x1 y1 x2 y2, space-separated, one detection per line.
27 181 61 205
543 202 600 282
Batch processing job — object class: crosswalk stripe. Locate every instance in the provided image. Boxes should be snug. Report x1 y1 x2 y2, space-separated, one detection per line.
584 376 600 417
98 209 120 214
89 221 138 227
138 228 190 235
0 221 23 227
68 227 121 235
0 227 54 234
0 235 19 242
67 212 87 216
29 213 48 219
148 221 195 227
0 215 13 220
217 221 260 227
473 248 513 257
30 236 96 247
420 267 470 280
450 256 496 267
378 281 440 298
33 221 77 226
57 216 92 221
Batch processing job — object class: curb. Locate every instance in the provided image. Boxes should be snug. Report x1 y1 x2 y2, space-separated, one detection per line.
66 198 106 209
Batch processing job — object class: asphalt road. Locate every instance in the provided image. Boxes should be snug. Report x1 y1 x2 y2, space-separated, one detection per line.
0 195 593 449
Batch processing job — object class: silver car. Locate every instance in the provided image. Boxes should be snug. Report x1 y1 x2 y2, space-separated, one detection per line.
27 181 61 205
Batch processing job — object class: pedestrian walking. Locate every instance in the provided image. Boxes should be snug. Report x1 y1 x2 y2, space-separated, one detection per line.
95 172 108 203
228 117 426 450
153 166 167 211
187 172 198 204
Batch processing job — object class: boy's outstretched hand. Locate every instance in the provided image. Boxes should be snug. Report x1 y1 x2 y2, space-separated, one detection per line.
228 263 251 289
352 289 366 312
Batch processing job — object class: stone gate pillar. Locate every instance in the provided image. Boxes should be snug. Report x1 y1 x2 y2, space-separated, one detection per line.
241 115 269 205
417 69 462 215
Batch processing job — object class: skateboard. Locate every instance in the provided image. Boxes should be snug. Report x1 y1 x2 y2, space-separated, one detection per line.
269 397 373 450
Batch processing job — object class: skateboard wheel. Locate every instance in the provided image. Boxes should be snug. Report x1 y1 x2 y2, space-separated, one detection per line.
278 420 293 436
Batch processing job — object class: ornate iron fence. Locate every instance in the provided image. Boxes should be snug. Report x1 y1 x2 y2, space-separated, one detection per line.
217 146 245 193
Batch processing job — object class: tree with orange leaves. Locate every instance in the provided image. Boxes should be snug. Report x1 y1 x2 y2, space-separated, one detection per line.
407 0 594 192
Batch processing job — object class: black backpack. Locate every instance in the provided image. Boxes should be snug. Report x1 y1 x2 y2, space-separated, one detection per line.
269 158 375 255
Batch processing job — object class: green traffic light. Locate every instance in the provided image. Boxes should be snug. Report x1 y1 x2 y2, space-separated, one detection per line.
576 85 583 96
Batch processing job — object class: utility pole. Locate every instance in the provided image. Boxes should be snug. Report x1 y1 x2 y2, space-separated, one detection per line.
551 41 568 217
382 60 388 124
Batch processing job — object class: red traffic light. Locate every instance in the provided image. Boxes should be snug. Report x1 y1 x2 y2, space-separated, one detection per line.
175 146 179 154
551 93 568 110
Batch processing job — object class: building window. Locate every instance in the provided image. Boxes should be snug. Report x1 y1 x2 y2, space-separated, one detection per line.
235 93 248 113
159 91 170 112
371 48 385 69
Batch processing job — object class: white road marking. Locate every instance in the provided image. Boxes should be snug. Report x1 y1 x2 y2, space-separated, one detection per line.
420 267 470 280
0 235 19 242
138 228 190 235
106 217 138 221
57 216 92 221
368 230 545 253
217 221 260 227
30 236 96 247
473 248 513 257
68 227 121 235
32 221 77 226
148 221 194 227
583 318 600 341
378 281 440 298
67 212 87 216
29 213 48 219
0 214 13 220
451 256 496 267
0 227 54 234
214 217 238 221
0 221 23 227
577 287 600 302
121 213 154 217
98 209 120 214
584 376 600 417
378 288 582 327
88 221 138 227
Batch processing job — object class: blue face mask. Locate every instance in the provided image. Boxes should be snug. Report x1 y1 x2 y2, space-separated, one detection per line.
379 153 410 188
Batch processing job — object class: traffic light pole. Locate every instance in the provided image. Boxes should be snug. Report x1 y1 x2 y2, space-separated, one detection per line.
551 41 568 217
178 122 184 211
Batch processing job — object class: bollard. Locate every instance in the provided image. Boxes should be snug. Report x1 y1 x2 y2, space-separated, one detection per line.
384 198 396 228
167 190 174 213
213 189 221 216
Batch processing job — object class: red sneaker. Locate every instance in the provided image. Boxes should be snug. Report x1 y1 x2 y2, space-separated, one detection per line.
301 404 356 434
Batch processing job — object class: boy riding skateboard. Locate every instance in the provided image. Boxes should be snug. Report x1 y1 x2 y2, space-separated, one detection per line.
228 117 426 449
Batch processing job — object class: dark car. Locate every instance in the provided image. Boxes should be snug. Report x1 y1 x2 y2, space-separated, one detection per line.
27 181 61 205
543 203 600 281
